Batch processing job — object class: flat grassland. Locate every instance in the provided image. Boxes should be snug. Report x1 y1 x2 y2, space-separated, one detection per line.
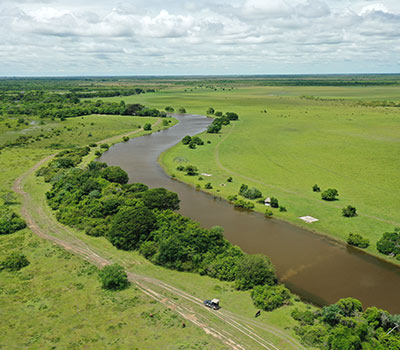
104 85 400 262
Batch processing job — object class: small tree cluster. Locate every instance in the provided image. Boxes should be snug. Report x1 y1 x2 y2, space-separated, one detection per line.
181 135 204 149
321 188 339 201
239 184 262 200
342 205 357 217
376 229 400 256
185 165 198 176
347 233 369 248
312 184 321 192
143 123 152 131
251 284 291 311
0 208 27 235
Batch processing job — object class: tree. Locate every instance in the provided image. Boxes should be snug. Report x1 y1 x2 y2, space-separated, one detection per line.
185 165 198 176
143 123 152 131
178 107 186 113
376 231 400 255
205 182 212 189
1 253 29 271
108 206 157 250
321 188 339 201
207 123 221 133
101 166 129 184
227 177 233 182
347 233 369 248
191 136 204 145
207 107 215 115
98 264 129 290
182 135 191 145
343 205 357 217
312 184 321 192
188 140 197 149
234 254 277 290
226 112 239 120
336 297 363 317
270 197 279 208
165 106 174 112
251 284 291 311
142 188 180 211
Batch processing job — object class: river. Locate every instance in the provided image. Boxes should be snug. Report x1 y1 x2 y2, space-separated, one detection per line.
99 114 400 313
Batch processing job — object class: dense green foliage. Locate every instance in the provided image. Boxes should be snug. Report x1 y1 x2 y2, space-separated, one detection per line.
98 264 129 290
0 253 30 271
343 205 357 218
40 158 279 296
252 284 291 311
347 233 370 248
0 207 27 235
239 184 263 199
206 111 239 134
321 188 339 201
376 229 400 257
292 298 400 349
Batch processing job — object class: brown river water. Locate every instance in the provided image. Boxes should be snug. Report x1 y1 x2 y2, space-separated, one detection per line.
99 114 400 313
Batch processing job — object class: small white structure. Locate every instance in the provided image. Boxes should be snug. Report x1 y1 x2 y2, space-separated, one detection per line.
201 173 212 177
299 216 319 224
265 197 271 206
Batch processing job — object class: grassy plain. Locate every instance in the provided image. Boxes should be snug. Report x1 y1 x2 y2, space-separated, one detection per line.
101 85 400 263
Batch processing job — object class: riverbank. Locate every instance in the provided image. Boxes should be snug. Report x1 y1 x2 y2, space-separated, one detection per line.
158 110 400 267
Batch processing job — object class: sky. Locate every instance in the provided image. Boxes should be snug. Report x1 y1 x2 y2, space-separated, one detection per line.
1 0 400 76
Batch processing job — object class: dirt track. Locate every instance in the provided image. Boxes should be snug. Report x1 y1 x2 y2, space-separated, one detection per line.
12 126 304 350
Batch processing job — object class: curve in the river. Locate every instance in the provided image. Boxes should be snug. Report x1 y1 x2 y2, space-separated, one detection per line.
99 114 400 313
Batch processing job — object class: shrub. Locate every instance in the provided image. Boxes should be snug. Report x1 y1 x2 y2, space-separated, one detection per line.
142 188 180 211
122 136 129 142
185 165 198 176
0 208 27 235
265 209 273 218
215 111 223 116
233 199 254 210
188 141 196 149
251 284 291 311
165 106 174 112
100 143 109 149
242 187 263 200
279 206 287 212
270 197 279 208
191 136 204 145
347 233 369 248
226 112 239 120
312 184 320 192
205 182 213 189
291 308 315 325
207 123 221 134
178 107 186 113
207 107 215 115
143 123 152 131
182 135 191 145
176 165 185 171
321 188 338 201
234 254 277 290
98 264 129 290
376 230 400 255
1 253 30 271
227 177 233 182
342 205 357 217
89 142 97 147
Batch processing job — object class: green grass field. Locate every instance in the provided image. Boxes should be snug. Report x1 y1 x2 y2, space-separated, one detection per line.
100 85 400 263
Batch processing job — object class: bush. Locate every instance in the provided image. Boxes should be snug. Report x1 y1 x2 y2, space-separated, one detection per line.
233 199 254 210
185 165 198 176
234 254 277 290
205 182 213 189
270 197 279 208
251 284 291 311
89 143 97 147
342 205 357 217
0 208 27 235
291 308 315 325
178 107 186 113
182 135 191 145
227 177 233 182
143 123 152 131
165 106 174 112
191 136 204 145
376 230 400 255
122 136 129 142
279 206 287 212
312 184 320 192
265 209 273 218
142 188 180 211
176 165 185 171
98 264 129 290
321 188 339 201
1 253 30 271
100 143 109 149
347 233 369 248
207 107 215 115
225 112 239 120
188 141 197 149
242 187 263 200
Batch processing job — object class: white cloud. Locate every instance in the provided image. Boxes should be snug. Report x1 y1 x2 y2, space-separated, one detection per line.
0 0 399 75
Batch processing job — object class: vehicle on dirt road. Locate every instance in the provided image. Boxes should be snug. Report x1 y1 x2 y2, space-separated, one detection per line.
203 298 220 310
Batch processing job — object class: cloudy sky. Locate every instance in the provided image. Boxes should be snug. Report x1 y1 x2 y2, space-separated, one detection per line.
1 0 399 76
